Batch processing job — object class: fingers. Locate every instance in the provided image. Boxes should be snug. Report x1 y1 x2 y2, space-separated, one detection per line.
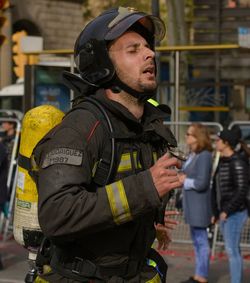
155 224 166 232
155 224 172 250
157 153 182 169
164 219 178 227
164 218 179 230
150 154 184 198
177 172 186 183
168 181 183 190
164 210 180 217
158 238 171 250
164 169 179 176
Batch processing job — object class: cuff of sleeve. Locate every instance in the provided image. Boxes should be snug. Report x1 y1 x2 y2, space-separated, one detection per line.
122 170 162 217
184 178 194 190
143 170 162 206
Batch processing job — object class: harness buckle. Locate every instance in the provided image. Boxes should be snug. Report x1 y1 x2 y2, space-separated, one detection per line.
72 257 84 274
71 257 98 277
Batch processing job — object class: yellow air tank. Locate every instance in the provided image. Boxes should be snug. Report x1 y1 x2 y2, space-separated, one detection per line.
13 105 64 251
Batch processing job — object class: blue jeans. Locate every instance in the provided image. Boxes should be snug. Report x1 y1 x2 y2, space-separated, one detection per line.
220 209 248 283
190 226 210 279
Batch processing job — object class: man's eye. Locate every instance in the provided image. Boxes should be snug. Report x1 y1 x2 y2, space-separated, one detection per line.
127 48 138 53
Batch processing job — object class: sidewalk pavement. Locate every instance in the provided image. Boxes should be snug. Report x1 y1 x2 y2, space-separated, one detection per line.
160 242 250 283
0 238 28 282
0 238 249 283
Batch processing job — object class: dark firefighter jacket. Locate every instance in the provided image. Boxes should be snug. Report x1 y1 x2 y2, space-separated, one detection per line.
34 90 177 283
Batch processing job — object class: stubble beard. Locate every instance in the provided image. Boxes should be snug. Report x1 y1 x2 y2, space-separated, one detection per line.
138 78 157 93
115 66 157 92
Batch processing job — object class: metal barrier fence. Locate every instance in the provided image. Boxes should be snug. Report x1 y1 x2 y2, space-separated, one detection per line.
166 194 250 255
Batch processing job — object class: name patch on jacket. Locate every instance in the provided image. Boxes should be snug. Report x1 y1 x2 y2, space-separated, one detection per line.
42 148 83 168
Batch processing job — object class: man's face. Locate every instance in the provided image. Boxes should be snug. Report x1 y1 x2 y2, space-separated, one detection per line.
2 121 14 132
215 138 228 152
108 31 156 93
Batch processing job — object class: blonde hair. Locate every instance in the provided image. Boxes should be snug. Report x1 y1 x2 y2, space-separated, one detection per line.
189 123 213 153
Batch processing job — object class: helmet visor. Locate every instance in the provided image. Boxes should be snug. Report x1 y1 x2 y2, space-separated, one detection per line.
105 7 165 42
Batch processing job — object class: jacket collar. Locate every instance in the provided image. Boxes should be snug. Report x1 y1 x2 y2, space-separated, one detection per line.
92 90 177 147
93 89 170 126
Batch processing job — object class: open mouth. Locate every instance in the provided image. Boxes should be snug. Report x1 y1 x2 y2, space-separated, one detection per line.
143 66 155 75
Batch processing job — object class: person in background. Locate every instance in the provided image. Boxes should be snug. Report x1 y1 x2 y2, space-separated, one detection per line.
0 112 17 165
212 128 248 283
0 142 9 270
0 112 18 216
179 123 213 283
231 124 250 159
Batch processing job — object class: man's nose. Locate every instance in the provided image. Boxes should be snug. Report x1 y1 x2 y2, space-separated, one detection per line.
143 47 155 60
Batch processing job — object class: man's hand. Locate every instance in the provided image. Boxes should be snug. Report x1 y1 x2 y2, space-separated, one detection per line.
155 210 179 250
150 153 183 197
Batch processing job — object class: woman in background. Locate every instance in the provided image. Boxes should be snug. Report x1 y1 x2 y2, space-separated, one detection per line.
180 123 213 283
212 128 248 283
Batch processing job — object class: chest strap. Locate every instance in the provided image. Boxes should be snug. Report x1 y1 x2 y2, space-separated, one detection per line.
72 97 116 186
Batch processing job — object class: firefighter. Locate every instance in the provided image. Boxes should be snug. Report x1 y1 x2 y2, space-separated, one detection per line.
34 6 184 283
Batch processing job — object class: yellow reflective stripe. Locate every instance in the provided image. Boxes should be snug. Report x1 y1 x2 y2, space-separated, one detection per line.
106 180 132 225
118 152 142 173
148 259 157 268
146 273 161 283
35 276 49 283
92 161 98 177
34 265 51 282
118 153 132 172
147 98 159 107
133 152 142 169
152 152 157 163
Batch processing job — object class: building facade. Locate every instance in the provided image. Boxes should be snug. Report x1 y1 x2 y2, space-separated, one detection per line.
0 0 84 88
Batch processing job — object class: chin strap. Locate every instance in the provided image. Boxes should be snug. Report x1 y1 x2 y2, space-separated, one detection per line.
109 76 156 102
62 70 156 103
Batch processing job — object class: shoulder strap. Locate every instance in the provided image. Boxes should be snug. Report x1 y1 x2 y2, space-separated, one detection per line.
71 96 116 186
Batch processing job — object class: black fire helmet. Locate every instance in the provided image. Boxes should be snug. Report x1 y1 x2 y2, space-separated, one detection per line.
74 6 166 101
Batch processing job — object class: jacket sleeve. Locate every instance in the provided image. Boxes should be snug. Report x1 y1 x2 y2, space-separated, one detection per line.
184 151 212 192
211 173 219 218
36 111 161 241
223 157 248 215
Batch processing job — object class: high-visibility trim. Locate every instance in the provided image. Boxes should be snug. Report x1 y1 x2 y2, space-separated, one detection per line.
134 151 142 169
106 180 132 225
152 152 157 163
117 153 132 172
92 161 98 177
117 152 142 173
147 98 159 107
146 273 161 283
147 259 157 268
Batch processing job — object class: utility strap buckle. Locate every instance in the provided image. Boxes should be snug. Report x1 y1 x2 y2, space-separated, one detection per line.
71 257 97 277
